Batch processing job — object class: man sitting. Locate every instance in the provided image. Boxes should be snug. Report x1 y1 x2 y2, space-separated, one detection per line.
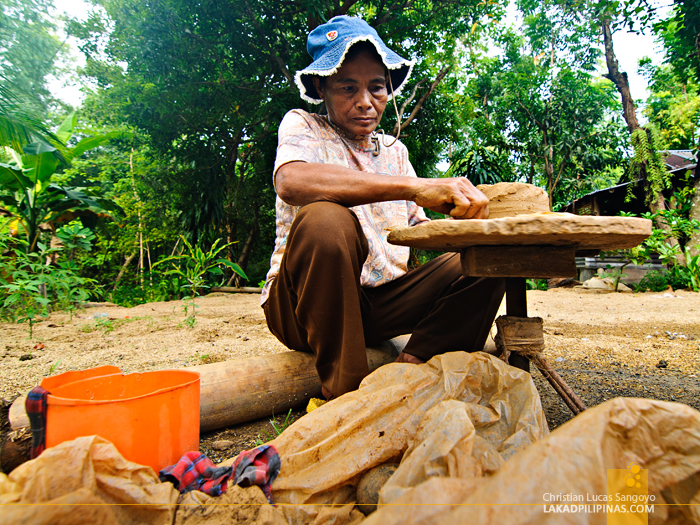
261 16 505 399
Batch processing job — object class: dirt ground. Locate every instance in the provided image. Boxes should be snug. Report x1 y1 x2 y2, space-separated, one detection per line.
2 288 700 463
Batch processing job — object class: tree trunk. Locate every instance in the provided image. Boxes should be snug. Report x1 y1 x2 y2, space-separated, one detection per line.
687 170 700 257
601 19 641 134
601 17 684 263
112 252 137 292
130 150 144 286
542 130 554 210
146 241 153 285
226 216 258 287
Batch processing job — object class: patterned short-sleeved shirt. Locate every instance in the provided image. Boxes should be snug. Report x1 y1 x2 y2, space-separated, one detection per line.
260 109 429 305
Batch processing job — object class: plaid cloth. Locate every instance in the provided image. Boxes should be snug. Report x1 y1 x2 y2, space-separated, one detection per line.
26 386 50 459
159 445 281 502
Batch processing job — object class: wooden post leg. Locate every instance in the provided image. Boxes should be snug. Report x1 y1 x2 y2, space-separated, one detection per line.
505 278 530 372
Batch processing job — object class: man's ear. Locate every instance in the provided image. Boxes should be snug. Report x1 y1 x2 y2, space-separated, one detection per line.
312 76 324 99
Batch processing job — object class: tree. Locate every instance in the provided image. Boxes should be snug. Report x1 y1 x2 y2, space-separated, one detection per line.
459 4 626 209
646 6 700 256
640 59 700 151
68 0 505 279
655 0 700 83
0 78 60 151
0 0 70 116
595 0 688 263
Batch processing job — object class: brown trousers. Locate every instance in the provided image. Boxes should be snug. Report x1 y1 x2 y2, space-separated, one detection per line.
263 202 505 397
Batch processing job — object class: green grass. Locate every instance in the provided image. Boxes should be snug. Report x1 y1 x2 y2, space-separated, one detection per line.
80 316 141 334
255 409 294 446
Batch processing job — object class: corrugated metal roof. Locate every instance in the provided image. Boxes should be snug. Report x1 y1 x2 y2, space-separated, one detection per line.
664 150 696 172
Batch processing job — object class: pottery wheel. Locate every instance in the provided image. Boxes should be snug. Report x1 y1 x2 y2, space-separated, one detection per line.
387 213 652 252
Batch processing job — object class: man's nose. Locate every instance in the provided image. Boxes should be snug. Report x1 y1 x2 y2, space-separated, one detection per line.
355 89 372 109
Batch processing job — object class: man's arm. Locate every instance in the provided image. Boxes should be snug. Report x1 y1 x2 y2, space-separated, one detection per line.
276 161 489 220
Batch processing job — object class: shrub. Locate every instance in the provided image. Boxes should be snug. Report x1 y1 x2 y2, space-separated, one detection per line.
637 267 691 292
637 271 669 292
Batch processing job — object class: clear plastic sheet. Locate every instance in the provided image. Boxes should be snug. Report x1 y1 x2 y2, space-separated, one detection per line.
270 351 700 525
269 351 549 524
3 351 699 525
367 396 700 524
0 435 178 525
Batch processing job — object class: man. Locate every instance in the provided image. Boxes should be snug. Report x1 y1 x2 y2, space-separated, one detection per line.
261 16 505 399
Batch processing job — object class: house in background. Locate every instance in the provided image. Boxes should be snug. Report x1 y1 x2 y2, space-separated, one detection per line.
562 150 697 283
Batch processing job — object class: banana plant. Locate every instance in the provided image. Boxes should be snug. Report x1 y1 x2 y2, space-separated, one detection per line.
0 113 124 252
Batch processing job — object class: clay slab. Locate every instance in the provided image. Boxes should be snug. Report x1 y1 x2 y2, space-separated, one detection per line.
387 213 652 252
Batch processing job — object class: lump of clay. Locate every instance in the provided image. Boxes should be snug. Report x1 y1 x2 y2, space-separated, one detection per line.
476 182 550 218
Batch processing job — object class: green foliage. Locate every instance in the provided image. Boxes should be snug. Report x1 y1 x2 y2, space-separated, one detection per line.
460 2 627 209
0 113 124 252
0 0 70 116
57 221 96 256
109 271 185 307
153 236 248 325
526 279 548 291
603 179 700 292
684 245 700 292
1 256 50 339
255 409 294 445
626 124 671 203
442 143 509 185
636 270 668 292
639 60 700 150
0 235 96 337
636 265 695 292
653 0 700 84
0 76 61 151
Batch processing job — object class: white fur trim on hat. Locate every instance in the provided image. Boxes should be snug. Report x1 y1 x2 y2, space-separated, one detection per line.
294 35 415 104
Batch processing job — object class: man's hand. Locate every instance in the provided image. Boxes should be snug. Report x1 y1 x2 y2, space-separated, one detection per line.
410 177 489 220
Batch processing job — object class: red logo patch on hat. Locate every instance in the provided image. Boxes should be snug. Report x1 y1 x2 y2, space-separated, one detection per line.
326 30 338 41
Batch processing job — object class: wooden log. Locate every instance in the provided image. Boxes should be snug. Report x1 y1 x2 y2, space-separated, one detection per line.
1 399 31 474
190 345 400 433
9 337 409 434
461 245 576 278
0 428 31 474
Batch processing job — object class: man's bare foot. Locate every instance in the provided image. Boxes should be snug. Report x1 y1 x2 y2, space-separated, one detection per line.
394 352 425 365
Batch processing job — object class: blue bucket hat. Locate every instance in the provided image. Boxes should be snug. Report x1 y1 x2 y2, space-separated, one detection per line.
295 15 415 104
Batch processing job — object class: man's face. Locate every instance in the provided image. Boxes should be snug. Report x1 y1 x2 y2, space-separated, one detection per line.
313 49 388 136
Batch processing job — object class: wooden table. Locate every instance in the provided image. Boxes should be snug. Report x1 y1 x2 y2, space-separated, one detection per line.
388 213 652 414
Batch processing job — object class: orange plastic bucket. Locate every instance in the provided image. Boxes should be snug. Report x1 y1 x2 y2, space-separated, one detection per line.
43 369 200 472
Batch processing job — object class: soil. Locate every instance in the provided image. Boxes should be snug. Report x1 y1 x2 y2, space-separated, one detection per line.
2 288 699 465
